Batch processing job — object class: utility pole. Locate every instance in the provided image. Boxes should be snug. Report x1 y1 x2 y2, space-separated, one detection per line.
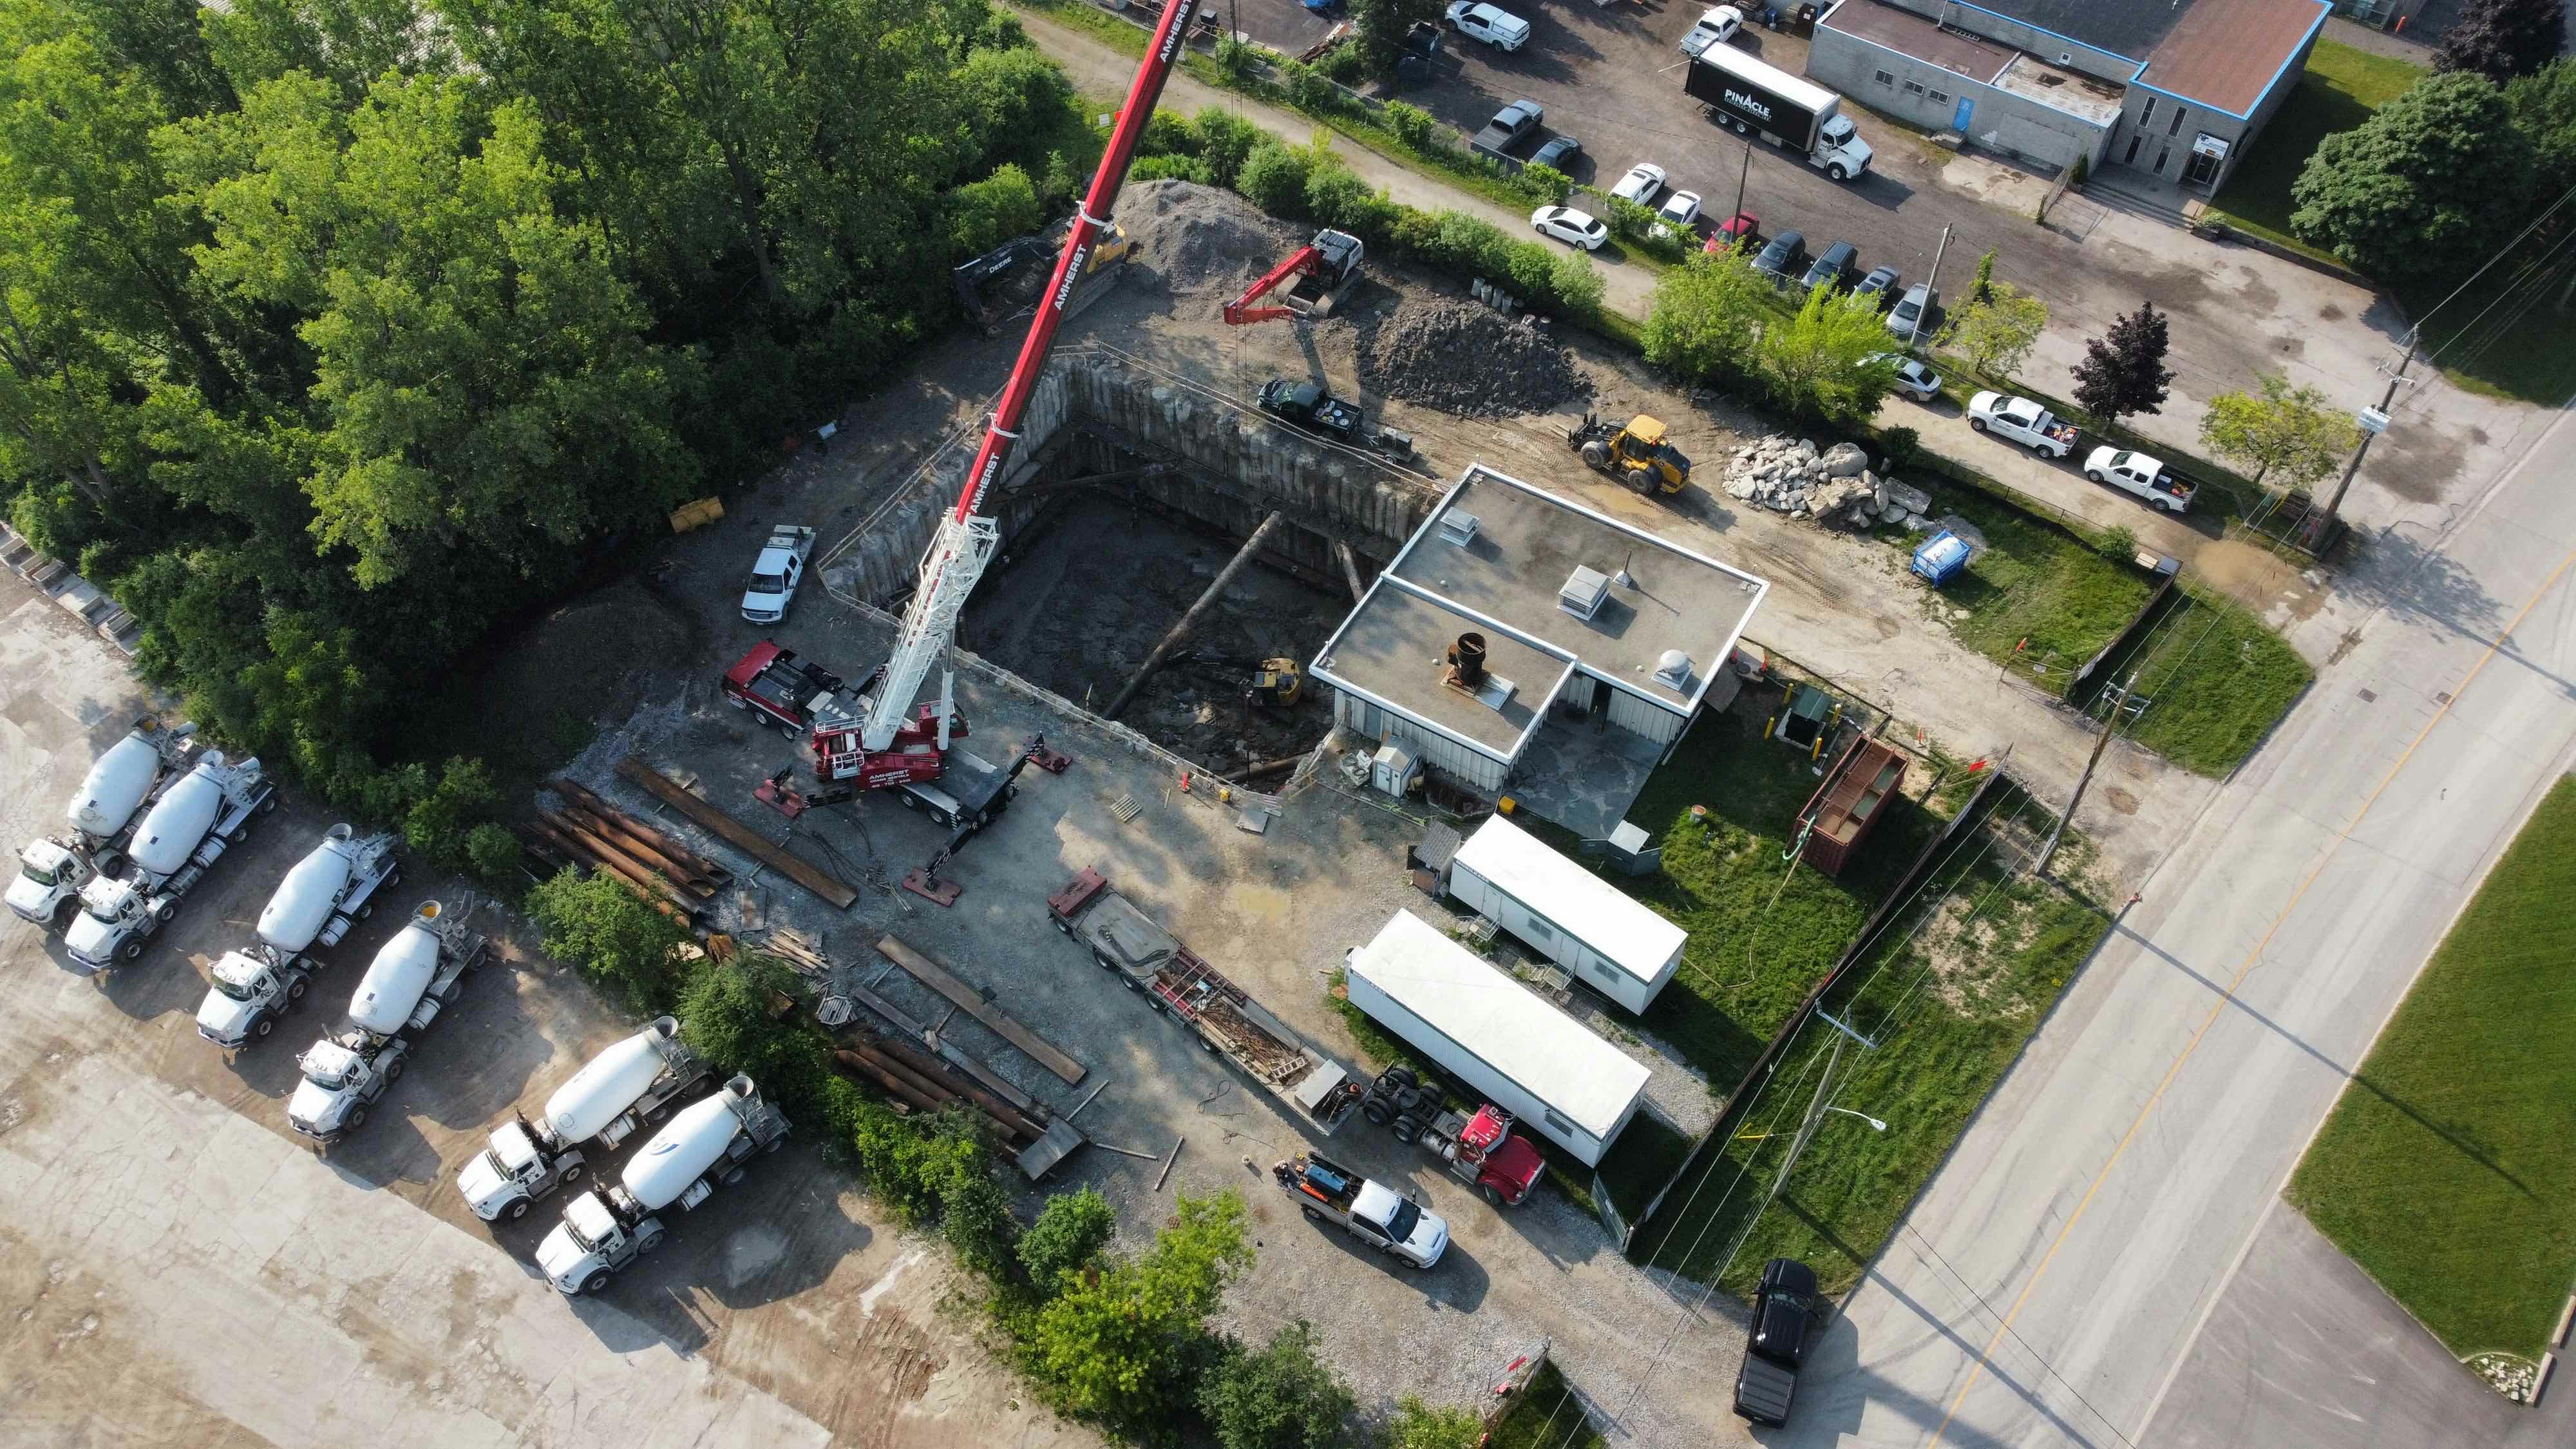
2037 674 2130 875
1730 137 1754 231
1913 223 1954 357
1735 1010 1877 1247
2318 328 2418 529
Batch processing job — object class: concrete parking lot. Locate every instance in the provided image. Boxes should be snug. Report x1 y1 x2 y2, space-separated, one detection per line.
0 585 1092 1449
1373 3 2528 526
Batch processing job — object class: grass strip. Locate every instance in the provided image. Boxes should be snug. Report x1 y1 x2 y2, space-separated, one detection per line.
2287 774 2576 1361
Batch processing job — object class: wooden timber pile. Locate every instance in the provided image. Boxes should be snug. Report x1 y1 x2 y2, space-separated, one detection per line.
519 777 736 920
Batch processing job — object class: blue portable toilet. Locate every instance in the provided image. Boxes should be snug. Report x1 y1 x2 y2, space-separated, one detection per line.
1911 531 1971 585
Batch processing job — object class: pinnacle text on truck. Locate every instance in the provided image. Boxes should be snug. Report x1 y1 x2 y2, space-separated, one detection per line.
536 1074 790 1294
194 824 401 1048
1685 48 1873 181
458 1016 713 1222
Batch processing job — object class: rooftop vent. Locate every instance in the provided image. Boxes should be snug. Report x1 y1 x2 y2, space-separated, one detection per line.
1653 650 1692 689
1448 632 1488 690
1439 510 1481 546
1559 565 1611 620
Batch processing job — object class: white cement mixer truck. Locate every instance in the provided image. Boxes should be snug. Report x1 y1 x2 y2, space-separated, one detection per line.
8 719 197 929
536 1075 790 1294
287 899 486 1145
61 750 273 974
195 826 401 1048
457 1016 712 1222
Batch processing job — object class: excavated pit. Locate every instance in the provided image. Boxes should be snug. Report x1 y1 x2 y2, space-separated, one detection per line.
961 497 1342 773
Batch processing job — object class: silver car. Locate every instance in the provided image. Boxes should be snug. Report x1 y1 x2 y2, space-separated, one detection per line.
1888 282 1938 340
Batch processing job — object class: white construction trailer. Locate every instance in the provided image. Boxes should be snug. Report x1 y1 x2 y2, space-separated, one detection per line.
1445 815 1687 1014
1343 909 1649 1167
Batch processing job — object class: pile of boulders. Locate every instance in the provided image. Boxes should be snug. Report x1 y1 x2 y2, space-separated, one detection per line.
1719 435 1933 529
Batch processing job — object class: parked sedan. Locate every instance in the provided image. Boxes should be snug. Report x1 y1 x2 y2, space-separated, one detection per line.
1853 265 1902 310
1610 162 1667 205
1530 205 1609 251
1888 282 1938 339
1866 352 1944 402
1655 190 1703 236
1752 229 1808 283
1530 133 1583 170
1703 211 1759 253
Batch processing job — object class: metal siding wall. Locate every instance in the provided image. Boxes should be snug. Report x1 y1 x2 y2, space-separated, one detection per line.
1606 687 1687 744
1335 687 1511 791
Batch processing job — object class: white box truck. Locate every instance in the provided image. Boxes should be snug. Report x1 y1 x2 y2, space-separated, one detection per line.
1445 815 1687 1013
1685 48 1873 180
457 1016 712 1222
1343 909 1650 1167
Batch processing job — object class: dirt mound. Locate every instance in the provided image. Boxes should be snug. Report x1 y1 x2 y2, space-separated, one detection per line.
1358 298 1593 417
1122 179 1306 294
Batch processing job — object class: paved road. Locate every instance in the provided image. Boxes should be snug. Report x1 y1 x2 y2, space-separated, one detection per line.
2152 1202 2573 1449
1788 397 2576 1447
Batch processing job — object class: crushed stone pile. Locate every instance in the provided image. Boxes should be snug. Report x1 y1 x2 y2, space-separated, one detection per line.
1122 179 1307 294
1358 298 1593 417
1720 434 1935 529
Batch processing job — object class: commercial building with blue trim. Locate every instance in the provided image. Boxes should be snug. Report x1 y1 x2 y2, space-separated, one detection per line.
1805 0 2330 194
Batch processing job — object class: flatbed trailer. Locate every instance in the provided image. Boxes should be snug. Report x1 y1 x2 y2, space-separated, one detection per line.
1048 869 1359 1133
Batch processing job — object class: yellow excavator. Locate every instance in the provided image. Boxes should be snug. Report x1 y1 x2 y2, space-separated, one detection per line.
1567 413 1690 496
1246 658 1303 708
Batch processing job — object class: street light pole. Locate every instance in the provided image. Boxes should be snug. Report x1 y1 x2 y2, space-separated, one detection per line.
2318 327 2418 529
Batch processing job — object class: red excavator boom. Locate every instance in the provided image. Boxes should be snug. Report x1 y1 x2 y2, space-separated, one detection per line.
1223 243 1324 325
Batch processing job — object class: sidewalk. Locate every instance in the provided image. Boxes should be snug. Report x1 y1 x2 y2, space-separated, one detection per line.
1013 6 1660 319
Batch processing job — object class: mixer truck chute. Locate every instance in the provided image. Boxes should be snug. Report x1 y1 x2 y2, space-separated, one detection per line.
536 1074 790 1294
194 825 401 1049
459 1016 713 1222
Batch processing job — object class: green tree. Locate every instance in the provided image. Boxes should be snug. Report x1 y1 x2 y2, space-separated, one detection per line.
527 866 692 1013
1384 1396 1485 1448
2197 372 2361 494
1022 1188 1255 1430
1643 247 1770 387
399 756 498 871
1238 140 1320 216
1757 286 1901 426
945 163 1041 258
1971 249 1996 305
1192 108 1267 189
1018 1187 1118 1296
2068 300 2173 425
1198 1320 1356 1449
677 953 828 1086
2289 73 2537 278
2433 0 2566 84
169 72 698 587
1937 280 2049 380
2507 59 2576 198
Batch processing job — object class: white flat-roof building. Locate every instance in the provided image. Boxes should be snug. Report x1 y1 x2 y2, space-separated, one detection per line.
1446 815 1688 1012
1311 465 1768 799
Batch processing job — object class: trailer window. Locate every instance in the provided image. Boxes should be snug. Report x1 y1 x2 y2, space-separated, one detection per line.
1903 79 1926 96
1544 1107 1575 1135
1927 89 1950 105
1874 70 1895 88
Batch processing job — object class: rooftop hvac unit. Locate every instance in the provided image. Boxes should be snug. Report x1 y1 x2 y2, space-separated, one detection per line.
1559 565 1611 620
1439 510 1481 546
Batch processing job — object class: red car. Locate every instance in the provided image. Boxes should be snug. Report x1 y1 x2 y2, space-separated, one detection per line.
1703 212 1760 254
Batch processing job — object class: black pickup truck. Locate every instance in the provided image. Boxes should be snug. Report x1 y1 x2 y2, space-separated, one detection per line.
1258 379 1363 443
1734 1257 1824 1426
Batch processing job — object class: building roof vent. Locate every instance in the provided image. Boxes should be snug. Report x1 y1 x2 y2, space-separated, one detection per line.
1439 510 1481 546
1559 565 1611 620
1653 650 1692 689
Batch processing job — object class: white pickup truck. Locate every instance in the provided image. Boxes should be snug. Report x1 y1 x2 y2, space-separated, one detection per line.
1966 392 2079 460
2083 446 2198 513
739 525 815 624
1274 1151 1451 1269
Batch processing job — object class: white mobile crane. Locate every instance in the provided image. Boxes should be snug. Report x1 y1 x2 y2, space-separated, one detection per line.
811 0 1208 799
